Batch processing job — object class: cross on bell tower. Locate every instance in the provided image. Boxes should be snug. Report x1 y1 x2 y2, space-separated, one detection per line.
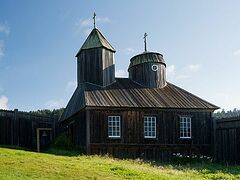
144 32 148 52
93 12 96 29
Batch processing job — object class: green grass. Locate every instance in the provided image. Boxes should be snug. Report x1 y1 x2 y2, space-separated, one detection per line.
0 147 239 179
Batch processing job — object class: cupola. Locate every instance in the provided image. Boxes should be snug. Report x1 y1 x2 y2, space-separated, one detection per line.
128 33 166 88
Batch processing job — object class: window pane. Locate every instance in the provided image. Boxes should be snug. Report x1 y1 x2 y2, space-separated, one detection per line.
180 116 191 138
108 116 121 138
144 116 156 138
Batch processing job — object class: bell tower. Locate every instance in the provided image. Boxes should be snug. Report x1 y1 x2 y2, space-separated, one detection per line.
76 13 116 87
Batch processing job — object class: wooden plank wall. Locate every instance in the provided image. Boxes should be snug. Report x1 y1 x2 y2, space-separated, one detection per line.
214 117 240 164
70 111 86 147
77 48 115 87
0 109 57 150
129 63 166 88
86 109 212 160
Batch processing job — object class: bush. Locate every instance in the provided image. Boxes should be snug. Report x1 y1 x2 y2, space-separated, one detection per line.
47 132 85 156
51 132 73 149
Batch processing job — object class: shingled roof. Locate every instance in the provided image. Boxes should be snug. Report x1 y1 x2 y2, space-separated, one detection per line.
76 28 115 57
60 78 219 122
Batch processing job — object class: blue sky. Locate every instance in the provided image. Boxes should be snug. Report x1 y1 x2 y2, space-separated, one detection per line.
0 0 240 111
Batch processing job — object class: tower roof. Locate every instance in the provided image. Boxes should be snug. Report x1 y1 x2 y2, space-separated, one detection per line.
128 52 165 70
76 28 115 57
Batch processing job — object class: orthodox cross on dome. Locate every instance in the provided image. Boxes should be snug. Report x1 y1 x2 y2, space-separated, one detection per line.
144 32 148 52
93 12 96 29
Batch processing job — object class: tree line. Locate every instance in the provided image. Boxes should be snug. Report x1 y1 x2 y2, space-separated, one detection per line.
29 108 65 119
29 108 240 120
213 108 240 119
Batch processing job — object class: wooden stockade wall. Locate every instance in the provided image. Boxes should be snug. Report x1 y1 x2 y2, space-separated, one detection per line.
0 109 57 150
214 117 240 164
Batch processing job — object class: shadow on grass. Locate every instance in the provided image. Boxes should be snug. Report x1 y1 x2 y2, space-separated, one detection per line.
44 147 240 177
142 159 240 177
187 162 240 176
44 147 85 157
0 145 33 152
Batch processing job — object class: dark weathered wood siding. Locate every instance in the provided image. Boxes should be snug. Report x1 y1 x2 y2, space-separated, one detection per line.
77 48 115 87
0 115 12 145
0 109 56 150
129 63 166 88
69 111 86 147
70 108 213 159
214 117 240 164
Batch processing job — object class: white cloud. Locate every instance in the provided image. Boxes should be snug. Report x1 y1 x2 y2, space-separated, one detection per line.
0 96 8 110
186 64 201 72
75 16 111 35
0 40 4 59
0 23 10 35
65 80 77 92
167 64 201 81
175 74 191 80
233 49 240 56
166 65 175 79
45 80 77 110
96 17 111 24
123 48 136 55
80 18 92 27
45 99 63 110
116 69 128 77
79 17 110 28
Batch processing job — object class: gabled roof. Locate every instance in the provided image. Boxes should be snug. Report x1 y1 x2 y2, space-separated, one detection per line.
60 78 219 122
76 28 115 57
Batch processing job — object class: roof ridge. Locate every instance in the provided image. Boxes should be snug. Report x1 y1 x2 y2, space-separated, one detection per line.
76 28 115 56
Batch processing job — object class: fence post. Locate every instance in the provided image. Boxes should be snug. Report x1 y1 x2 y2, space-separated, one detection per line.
11 109 19 146
14 109 20 146
86 110 91 154
213 118 217 161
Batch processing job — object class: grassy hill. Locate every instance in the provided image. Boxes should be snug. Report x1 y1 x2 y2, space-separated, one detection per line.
0 147 239 179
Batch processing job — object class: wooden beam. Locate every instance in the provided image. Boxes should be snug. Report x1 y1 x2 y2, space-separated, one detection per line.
37 129 40 152
86 110 90 154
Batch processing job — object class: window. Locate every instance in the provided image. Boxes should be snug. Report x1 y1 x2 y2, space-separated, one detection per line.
144 116 156 138
108 116 121 138
151 64 159 71
180 116 191 138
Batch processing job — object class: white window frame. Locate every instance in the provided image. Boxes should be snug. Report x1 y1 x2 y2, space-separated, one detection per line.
108 116 121 138
144 116 156 138
180 116 191 139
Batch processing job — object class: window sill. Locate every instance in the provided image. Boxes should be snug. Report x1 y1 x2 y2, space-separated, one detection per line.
179 137 192 139
108 137 121 139
144 137 157 139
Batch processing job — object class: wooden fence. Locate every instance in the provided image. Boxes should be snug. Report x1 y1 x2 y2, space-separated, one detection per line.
214 117 240 164
0 109 57 151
